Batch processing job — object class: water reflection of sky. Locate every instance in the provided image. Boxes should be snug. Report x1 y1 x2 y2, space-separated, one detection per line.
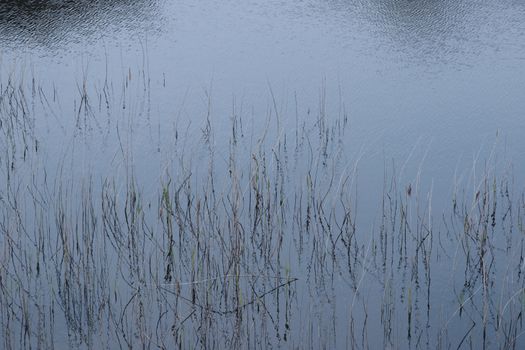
0 0 524 192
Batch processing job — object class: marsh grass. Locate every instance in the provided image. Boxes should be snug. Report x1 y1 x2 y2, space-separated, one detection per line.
0 67 524 349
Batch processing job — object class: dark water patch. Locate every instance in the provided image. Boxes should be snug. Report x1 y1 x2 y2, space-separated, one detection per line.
0 0 161 52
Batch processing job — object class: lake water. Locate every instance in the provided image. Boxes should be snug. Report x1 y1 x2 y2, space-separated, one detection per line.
2 0 524 186
1 0 525 348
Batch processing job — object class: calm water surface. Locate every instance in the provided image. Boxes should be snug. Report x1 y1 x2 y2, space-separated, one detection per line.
2 0 524 175
1 0 524 348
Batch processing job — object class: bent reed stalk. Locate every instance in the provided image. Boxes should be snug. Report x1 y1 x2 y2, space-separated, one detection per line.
0 68 524 349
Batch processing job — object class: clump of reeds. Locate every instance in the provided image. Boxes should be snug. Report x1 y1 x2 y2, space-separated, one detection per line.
0 66 524 349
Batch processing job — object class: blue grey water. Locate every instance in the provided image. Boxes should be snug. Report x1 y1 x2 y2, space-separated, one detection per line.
0 0 524 348
2 0 523 183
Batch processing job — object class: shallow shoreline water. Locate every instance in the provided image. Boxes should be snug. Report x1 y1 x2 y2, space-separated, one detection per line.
1 0 525 348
